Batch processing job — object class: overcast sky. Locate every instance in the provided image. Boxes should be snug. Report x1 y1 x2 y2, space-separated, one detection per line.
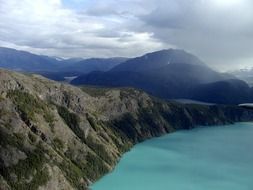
0 0 252 71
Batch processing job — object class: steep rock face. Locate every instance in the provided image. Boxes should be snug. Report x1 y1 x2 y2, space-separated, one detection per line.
0 69 253 190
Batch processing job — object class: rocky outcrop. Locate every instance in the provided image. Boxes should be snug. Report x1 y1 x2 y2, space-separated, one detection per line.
0 69 253 190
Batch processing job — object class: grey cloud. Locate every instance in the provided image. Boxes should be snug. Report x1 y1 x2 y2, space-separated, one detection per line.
0 0 164 59
85 6 124 16
139 0 253 69
0 0 252 70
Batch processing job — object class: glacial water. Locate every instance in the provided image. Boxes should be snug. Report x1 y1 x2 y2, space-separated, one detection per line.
91 122 253 190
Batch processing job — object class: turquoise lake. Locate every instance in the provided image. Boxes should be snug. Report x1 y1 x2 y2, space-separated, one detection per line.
91 122 253 190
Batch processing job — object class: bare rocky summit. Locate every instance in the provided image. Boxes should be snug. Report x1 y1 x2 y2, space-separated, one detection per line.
0 69 253 190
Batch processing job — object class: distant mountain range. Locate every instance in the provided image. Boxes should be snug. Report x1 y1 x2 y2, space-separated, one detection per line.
0 47 126 80
72 49 253 104
0 47 60 71
1 47 252 104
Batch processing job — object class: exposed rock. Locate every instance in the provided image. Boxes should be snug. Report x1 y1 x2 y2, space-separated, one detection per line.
38 165 73 190
0 69 253 190
0 145 27 167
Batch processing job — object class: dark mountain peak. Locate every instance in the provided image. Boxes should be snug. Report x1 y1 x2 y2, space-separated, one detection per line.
144 48 206 66
111 49 205 72
145 48 188 59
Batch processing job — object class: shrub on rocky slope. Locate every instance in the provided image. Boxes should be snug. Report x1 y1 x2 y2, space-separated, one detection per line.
0 69 253 190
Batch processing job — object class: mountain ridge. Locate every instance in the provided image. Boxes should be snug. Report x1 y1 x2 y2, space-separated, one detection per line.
1 46 252 104
1 69 253 190
0 47 126 77
72 49 251 104
111 49 205 72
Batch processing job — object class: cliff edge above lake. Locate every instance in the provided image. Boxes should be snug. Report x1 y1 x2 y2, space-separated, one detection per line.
0 69 253 190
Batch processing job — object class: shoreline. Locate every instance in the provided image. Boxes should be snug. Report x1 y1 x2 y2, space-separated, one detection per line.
90 122 253 190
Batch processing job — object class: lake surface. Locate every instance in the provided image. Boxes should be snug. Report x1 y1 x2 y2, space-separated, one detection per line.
91 122 253 190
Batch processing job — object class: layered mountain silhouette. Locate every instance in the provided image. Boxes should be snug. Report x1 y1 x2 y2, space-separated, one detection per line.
0 47 125 80
35 58 127 81
0 47 60 71
72 49 253 104
1 47 252 104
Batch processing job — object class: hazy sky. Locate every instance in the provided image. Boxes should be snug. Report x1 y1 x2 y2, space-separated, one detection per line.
0 0 252 71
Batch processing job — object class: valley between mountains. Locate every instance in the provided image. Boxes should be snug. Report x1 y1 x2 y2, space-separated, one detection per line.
1 69 253 190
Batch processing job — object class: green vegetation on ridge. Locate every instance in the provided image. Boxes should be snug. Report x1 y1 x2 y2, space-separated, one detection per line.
1 70 253 190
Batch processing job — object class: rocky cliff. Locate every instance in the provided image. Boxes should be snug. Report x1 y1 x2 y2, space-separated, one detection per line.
0 69 253 190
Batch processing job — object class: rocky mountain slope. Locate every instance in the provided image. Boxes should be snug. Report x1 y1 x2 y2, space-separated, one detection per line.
1 69 253 190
